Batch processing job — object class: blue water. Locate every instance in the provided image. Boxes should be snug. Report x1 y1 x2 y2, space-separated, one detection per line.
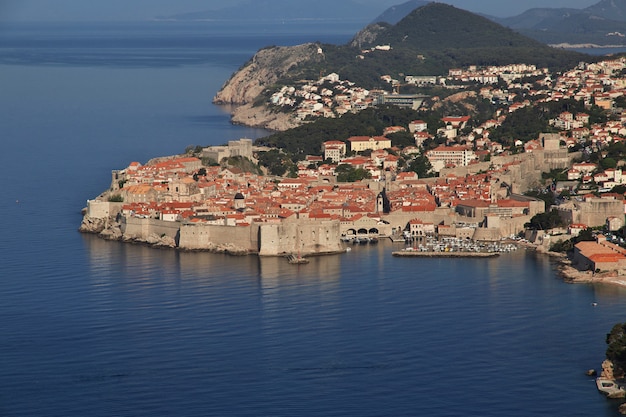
1 21 626 417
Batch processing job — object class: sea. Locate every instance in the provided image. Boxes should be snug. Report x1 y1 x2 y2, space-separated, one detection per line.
2 20 626 417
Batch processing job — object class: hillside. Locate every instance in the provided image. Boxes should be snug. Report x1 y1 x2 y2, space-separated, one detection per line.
340 4 588 84
214 3 590 129
490 0 626 46
581 0 626 22
369 0 626 47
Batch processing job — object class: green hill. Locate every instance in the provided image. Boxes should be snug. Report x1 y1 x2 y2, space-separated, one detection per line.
281 3 590 89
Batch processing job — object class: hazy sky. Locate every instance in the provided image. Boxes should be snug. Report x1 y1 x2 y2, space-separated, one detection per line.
0 0 601 21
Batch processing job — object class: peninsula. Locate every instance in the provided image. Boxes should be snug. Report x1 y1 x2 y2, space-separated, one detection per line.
82 4 626 280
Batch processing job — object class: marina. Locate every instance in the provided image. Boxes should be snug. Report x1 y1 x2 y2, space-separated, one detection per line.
398 235 519 255
392 250 500 258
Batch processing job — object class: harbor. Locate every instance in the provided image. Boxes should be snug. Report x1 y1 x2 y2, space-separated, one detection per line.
392 250 500 258
393 236 518 257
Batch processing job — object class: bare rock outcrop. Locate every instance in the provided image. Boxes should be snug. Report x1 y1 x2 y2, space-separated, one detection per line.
213 43 323 105
601 359 617 380
78 216 108 234
230 103 301 131
349 23 387 49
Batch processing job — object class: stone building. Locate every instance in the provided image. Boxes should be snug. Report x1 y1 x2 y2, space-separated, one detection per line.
347 136 391 153
555 196 625 228
202 138 254 164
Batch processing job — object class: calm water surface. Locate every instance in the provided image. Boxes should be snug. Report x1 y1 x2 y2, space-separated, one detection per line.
1 21 626 417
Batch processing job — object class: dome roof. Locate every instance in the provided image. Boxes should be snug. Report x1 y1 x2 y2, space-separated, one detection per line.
234 192 245 200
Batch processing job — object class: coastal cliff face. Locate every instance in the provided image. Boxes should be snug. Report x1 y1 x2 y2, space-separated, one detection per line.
213 42 323 130
214 43 322 105
349 23 387 49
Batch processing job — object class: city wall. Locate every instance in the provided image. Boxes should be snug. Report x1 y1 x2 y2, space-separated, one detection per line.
439 150 581 194
555 199 625 228
122 217 181 241
86 200 124 218
258 220 344 256
179 223 260 252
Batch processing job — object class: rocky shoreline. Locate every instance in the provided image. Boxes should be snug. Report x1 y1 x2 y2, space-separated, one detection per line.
78 215 251 256
525 243 626 288
550 43 626 49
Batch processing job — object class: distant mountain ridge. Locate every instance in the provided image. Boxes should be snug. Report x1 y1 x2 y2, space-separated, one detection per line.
488 0 626 45
161 0 626 47
357 3 547 51
158 0 381 22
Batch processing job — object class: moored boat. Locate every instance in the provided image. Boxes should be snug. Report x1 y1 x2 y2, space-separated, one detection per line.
286 253 309 264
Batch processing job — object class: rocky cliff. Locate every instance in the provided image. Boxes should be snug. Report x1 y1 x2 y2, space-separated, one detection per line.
213 42 323 130
349 23 387 49
229 102 301 131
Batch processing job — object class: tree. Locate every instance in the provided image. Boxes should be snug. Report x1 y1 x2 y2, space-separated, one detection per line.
257 149 290 176
335 164 371 182
611 185 626 195
606 323 626 376
524 189 555 208
575 228 595 243
524 209 565 230
407 154 434 178
600 157 617 170
387 130 417 148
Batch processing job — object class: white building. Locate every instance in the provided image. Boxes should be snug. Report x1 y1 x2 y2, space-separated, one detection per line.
425 146 477 172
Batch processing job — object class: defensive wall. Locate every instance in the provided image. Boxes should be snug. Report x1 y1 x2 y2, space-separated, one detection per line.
438 150 581 194
122 217 182 242
179 222 260 253
258 220 343 256
86 200 124 218
554 198 625 228
121 218 345 256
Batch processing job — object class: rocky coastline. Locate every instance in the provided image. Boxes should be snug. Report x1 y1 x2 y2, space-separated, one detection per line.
78 215 251 256
212 42 323 131
523 242 626 288
550 43 626 49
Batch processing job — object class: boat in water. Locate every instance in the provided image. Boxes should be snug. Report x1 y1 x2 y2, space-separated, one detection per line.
286 253 309 264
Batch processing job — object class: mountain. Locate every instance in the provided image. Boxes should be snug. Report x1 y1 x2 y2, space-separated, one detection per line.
369 0 626 47
356 3 550 50
488 0 626 46
490 8 585 30
214 3 590 130
370 0 431 25
584 0 626 21
159 0 382 22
